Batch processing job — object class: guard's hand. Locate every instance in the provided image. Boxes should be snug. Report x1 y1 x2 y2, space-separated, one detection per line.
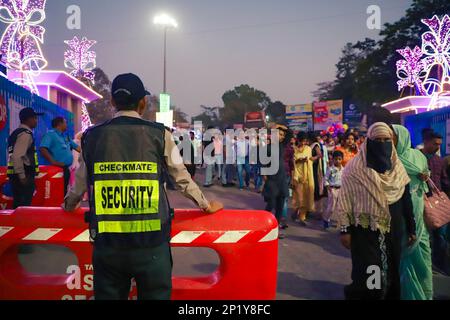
418 173 429 182
408 234 417 247
340 234 351 250
61 201 80 213
204 201 223 214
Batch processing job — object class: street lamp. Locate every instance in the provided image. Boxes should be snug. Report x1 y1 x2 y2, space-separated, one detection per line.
153 14 178 93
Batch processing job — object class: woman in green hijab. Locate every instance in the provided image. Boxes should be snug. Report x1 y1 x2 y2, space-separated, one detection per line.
392 125 433 300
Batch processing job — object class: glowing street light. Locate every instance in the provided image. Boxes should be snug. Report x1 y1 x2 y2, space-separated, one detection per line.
154 14 178 29
153 14 178 93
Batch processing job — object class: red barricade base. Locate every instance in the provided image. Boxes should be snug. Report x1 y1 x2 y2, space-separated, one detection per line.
0 207 278 300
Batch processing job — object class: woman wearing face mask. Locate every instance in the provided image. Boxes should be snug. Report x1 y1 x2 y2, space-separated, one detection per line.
338 122 417 300
392 125 433 300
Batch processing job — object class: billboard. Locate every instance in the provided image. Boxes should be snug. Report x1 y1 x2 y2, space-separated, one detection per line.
313 100 343 131
286 104 313 132
244 111 266 129
344 103 363 128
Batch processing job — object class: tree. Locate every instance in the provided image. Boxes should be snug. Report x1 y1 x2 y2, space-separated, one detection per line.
85 68 114 124
220 84 272 126
266 101 286 124
173 107 189 124
141 95 159 122
192 105 221 128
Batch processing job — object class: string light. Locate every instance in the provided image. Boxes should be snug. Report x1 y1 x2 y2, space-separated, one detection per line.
64 36 97 82
393 14 450 112
0 0 48 93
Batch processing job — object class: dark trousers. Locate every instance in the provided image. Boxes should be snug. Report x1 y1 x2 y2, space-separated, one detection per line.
63 166 71 196
93 242 173 300
11 176 35 209
265 195 286 223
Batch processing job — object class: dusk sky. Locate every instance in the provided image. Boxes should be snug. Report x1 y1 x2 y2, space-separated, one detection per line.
40 0 413 118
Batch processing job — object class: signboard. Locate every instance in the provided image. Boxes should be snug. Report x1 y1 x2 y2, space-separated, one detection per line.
344 103 363 128
447 119 450 155
244 111 266 129
159 93 171 113
286 104 313 132
313 100 343 131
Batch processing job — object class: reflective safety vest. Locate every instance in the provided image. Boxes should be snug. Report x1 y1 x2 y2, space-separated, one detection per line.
7 128 39 178
82 116 170 248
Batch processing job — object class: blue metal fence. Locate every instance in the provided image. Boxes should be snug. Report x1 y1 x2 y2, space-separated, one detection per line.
404 106 450 156
0 76 74 166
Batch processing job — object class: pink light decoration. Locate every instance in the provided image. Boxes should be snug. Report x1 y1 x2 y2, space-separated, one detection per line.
396 46 428 96
0 0 48 93
421 15 450 95
64 36 97 82
81 102 92 131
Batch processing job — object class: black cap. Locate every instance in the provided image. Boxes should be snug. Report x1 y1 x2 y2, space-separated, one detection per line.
111 73 151 106
20 108 43 122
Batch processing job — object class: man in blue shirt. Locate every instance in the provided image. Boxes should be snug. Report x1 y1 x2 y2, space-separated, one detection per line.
40 117 81 195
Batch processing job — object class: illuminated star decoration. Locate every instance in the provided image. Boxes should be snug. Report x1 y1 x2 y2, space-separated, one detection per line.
396 46 428 96
64 36 97 82
0 0 48 93
421 14 450 95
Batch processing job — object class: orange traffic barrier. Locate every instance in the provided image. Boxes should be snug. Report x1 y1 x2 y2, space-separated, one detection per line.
0 166 65 209
0 207 279 300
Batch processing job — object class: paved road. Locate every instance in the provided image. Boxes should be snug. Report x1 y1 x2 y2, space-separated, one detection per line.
17 170 450 300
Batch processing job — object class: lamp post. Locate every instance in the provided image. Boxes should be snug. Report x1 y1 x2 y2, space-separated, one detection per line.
153 14 178 93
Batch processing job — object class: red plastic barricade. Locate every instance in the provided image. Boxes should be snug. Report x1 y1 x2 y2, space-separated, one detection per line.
0 166 65 209
0 207 278 300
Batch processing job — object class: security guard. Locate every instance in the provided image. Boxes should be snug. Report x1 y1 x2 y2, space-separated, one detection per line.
63 73 223 300
8 108 43 208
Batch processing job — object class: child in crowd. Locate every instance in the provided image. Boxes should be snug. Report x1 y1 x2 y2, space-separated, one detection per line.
322 150 344 230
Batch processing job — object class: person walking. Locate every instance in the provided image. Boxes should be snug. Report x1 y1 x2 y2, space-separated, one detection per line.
421 130 450 275
203 126 216 187
292 132 315 226
322 150 344 230
63 73 223 300
338 122 417 300
392 125 433 300
40 117 81 196
7 108 43 208
236 130 251 190
262 125 291 239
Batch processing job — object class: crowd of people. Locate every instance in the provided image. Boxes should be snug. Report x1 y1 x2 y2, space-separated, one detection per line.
175 122 449 300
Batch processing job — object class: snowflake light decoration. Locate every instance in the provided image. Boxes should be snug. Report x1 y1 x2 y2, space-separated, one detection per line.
396 46 428 96
0 0 48 93
64 36 97 82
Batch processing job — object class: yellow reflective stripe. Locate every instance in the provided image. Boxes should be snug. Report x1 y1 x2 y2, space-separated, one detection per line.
94 162 158 175
94 180 159 215
98 219 161 234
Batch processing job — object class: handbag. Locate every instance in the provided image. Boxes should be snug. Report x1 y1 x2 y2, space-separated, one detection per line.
423 178 450 230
